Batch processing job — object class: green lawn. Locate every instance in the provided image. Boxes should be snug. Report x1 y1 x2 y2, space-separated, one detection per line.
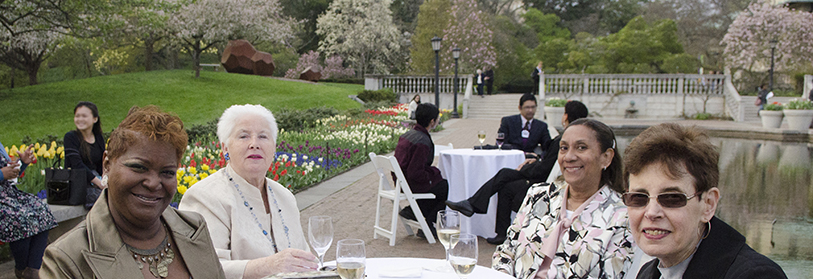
0 70 364 144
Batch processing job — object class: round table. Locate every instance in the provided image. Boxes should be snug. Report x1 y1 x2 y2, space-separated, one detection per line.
326 257 514 279
437 149 525 238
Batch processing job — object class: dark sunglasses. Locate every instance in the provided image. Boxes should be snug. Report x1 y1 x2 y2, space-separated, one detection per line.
622 192 699 208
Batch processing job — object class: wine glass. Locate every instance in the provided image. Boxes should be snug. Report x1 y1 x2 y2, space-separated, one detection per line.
477 130 486 148
308 216 333 270
336 239 366 279
496 132 505 150
449 233 478 279
437 210 461 271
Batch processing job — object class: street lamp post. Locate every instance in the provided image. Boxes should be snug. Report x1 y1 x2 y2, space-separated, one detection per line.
431 36 442 106
769 38 778 91
452 48 460 118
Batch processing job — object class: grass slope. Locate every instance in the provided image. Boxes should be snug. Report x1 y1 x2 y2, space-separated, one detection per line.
0 70 363 144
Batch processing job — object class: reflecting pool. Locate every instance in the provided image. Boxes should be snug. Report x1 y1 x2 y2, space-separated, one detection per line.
616 136 813 278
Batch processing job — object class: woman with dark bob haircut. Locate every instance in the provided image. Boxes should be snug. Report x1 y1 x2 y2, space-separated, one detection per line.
623 123 786 279
493 118 634 279
42 106 226 279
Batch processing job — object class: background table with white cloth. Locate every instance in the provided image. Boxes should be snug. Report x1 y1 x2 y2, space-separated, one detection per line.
437 149 525 238
325 257 514 279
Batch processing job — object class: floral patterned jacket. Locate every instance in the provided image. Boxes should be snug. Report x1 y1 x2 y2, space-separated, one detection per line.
493 181 634 279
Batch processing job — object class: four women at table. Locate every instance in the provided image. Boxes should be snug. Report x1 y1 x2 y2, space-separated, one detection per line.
179 104 317 279
63 101 106 208
493 118 634 279
42 106 226 278
623 123 786 279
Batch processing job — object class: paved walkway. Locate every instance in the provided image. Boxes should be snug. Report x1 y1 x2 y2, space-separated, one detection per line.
2 117 810 277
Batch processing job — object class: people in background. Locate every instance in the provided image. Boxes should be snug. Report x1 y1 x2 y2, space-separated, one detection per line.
408 94 421 120
531 61 543 94
756 84 768 112
2 142 56 279
493 118 634 279
497 93 551 157
180 104 316 279
446 100 588 244
477 69 485 97
484 66 495 95
624 123 787 279
42 106 226 278
394 103 448 239
63 101 106 208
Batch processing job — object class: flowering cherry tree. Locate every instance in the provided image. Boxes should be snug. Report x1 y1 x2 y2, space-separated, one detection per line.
285 50 321 79
322 55 355 79
316 0 402 77
284 51 355 79
441 0 496 73
722 1 813 75
169 0 295 78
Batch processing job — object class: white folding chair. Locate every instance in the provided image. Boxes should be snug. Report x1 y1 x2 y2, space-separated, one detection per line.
434 143 454 156
369 152 437 246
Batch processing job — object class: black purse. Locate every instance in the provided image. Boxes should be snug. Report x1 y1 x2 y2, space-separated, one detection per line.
45 160 87 205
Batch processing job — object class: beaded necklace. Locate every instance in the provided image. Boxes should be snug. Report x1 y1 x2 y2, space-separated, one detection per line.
126 225 174 278
226 171 291 253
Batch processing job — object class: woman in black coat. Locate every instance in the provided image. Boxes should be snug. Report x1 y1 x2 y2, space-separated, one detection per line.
63 102 106 207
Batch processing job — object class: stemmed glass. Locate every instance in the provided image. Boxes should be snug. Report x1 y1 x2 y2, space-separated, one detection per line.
449 233 478 279
336 239 366 279
437 210 461 271
496 132 505 150
477 130 486 148
308 216 333 270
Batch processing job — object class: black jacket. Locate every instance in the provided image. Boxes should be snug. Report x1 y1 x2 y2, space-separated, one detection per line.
636 216 787 279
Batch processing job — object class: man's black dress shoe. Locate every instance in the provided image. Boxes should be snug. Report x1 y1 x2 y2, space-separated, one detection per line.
486 235 507 245
399 206 417 221
445 200 474 217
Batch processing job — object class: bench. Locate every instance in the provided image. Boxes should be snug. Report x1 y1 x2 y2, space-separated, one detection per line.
46 204 88 242
200 63 221 72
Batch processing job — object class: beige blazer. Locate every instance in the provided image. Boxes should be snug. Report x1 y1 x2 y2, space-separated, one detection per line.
41 190 226 279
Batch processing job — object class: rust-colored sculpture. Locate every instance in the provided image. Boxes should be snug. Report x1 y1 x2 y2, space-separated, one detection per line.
299 67 321 82
221 40 275 76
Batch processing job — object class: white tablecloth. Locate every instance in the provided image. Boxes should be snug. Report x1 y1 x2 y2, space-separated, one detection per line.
437 149 525 238
326 257 514 279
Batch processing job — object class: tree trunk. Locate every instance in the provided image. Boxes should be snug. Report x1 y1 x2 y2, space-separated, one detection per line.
194 41 201 78
10 67 14 89
145 37 155 71
26 61 40 85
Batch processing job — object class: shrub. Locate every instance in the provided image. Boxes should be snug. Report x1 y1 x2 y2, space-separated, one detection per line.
785 99 813 110
186 119 219 143
357 88 396 103
545 97 567 107
275 106 340 132
764 102 783 111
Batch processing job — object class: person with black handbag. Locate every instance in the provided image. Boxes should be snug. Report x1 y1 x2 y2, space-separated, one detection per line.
63 101 106 208
1 141 58 279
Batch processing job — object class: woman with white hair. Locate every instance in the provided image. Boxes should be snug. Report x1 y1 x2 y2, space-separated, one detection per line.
180 104 316 279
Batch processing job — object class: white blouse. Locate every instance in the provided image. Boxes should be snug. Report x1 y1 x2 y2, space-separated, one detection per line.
179 165 309 279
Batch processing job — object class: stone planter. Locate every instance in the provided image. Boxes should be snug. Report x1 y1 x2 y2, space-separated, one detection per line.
544 106 565 128
782 109 813 131
759 110 783 129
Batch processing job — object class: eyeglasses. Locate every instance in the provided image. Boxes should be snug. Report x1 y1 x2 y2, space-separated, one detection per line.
622 192 699 208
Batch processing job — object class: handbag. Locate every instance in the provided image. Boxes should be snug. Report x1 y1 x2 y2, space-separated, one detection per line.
45 160 87 205
755 97 762 106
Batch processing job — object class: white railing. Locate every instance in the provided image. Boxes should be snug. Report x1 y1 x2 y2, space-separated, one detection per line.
365 74 470 95
723 72 744 122
543 74 726 97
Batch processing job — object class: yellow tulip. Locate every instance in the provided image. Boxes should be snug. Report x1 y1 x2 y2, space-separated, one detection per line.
10 145 19 156
201 164 209 171
189 178 198 186
200 172 209 179
177 169 185 176
36 148 45 157
60 151 65 159
177 185 188 195
183 175 192 183
35 143 41 150
210 169 217 174
51 141 57 149
57 146 64 154
189 168 198 175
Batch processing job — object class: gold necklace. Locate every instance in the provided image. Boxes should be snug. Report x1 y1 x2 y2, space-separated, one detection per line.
126 228 175 278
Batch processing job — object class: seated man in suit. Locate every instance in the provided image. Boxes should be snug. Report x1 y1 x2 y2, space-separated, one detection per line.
394 103 448 238
498 93 551 158
446 100 589 244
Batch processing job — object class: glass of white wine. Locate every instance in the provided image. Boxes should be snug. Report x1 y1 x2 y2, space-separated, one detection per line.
477 130 486 148
308 216 333 270
449 233 478 279
336 239 365 279
437 210 461 272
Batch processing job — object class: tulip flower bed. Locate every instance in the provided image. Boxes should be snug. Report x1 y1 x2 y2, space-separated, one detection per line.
8 105 417 206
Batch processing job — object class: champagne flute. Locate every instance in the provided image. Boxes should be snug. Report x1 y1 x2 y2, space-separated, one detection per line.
308 216 333 270
449 234 478 279
437 210 461 271
496 132 505 150
336 239 366 279
477 130 486 148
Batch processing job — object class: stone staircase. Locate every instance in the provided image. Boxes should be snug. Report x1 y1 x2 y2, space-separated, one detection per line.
741 96 797 123
467 94 524 120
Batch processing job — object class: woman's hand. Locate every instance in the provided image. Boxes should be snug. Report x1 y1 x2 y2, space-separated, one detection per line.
91 177 105 189
17 144 35 164
2 161 21 180
244 248 318 279
515 158 536 171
